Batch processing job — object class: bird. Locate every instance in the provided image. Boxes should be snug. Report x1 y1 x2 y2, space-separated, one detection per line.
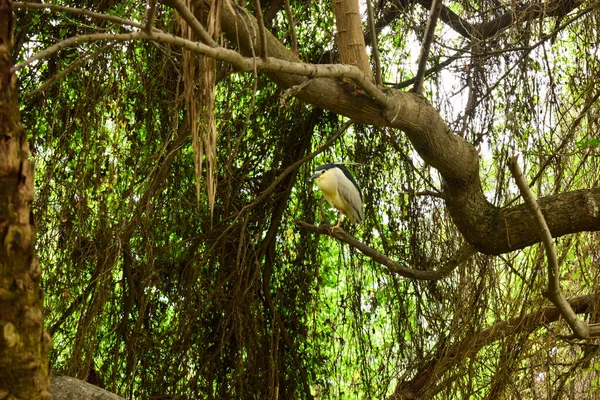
310 163 364 230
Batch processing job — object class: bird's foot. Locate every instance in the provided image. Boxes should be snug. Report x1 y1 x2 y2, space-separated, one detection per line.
329 223 342 234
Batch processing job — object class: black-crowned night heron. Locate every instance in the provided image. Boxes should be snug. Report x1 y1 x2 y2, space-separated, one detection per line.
311 163 364 230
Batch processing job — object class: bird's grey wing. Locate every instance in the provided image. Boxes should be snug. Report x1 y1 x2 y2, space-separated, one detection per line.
338 184 364 223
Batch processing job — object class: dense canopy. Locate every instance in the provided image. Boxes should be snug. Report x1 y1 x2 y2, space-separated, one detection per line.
1 0 600 398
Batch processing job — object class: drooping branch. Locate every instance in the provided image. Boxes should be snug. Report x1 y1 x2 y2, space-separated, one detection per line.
13 2 161 32
13 30 390 108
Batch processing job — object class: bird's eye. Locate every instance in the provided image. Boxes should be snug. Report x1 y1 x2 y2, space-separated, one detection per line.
320 170 325 174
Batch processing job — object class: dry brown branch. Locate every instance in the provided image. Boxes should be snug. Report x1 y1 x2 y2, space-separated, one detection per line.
508 155 590 338
413 0 443 94
297 221 476 280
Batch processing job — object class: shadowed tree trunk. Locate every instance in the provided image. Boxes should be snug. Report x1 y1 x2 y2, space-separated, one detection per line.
0 1 52 399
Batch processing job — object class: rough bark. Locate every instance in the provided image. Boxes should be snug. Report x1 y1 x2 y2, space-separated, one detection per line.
0 1 52 399
185 0 600 256
333 0 374 80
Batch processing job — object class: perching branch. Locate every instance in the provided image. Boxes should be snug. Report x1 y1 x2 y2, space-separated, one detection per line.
413 0 443 94
297 221 476 280
508 156 590 338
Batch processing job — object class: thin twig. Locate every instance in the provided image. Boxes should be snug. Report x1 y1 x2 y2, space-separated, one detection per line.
508 155 590 338
253 0 268 58
389 50 462 89
169 0 218 47
283 0 297 54
144 0 158 33
298 221 476 280
413 0 443 94
25 44 114 99
365 0 381 85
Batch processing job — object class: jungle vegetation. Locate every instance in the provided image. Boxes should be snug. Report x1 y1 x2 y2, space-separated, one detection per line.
1 0 600 398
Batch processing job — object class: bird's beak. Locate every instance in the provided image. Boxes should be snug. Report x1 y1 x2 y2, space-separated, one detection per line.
310 172 320 181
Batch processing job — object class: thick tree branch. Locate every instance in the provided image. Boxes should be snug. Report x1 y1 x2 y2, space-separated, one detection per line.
333 0 374 80
297 222 476 280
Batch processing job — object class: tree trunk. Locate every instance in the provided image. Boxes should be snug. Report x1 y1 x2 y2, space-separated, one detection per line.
333 0 374 81
0 1 52 399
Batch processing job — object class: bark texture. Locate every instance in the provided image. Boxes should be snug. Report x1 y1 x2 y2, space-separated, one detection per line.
333 0 374 80
188 0 600 255
0 1 52 399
